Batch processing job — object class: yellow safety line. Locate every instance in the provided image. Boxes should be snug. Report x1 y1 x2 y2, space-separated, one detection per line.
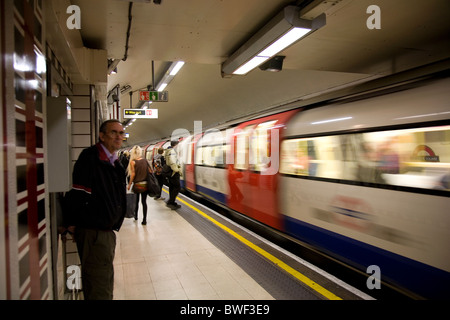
166 191 342 300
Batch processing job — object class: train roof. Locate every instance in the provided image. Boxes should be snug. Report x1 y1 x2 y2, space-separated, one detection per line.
284 76 450 138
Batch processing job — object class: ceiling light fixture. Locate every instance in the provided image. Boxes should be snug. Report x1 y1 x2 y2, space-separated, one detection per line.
156 82 168 92
221 6 325 76
169 61 185 76
108 59 121 75
155 60 185 91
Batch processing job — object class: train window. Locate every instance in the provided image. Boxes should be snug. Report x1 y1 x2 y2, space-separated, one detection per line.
186 139 193 165
280 125 450 192
280 136 342 178
249 120 277 172
235 125 254 170
176 137 189 166
145 145 154 161
198 144 226 168
196 131 227 168
195 145 202 165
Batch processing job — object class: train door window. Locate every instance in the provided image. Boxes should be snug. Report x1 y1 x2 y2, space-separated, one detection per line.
339 135 360 181
214 138 229 168
177 136 191 165
195 134 206 165
202 145 215 167
235 125 254 170
249 120 277 172
145 145 154 161
195 144 203 165
186 138 193 165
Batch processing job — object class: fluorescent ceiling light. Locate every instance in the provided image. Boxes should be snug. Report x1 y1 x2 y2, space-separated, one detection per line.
221 6 325 76
234 27 311 75
258 27 311 57
156 82 168 92
155 60 184 91
234 56 270 75
142 101 152 109
169 61 185 76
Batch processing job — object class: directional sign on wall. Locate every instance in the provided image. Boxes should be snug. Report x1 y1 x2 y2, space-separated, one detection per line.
123 108 158 119
139 90 168 102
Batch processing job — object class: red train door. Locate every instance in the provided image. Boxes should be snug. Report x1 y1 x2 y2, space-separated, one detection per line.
185 133 203 192
228 110 297 230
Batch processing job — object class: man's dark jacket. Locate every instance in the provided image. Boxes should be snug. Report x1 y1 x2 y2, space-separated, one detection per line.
64 143 126 231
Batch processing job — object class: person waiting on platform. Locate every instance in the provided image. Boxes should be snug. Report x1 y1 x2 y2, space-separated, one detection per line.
152 147 166 201
64 119 126 300
165 140 182 210
127 145 150 225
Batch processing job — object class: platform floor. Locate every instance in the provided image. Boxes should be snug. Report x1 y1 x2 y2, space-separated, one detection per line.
112 188 369 300
113 191 274 300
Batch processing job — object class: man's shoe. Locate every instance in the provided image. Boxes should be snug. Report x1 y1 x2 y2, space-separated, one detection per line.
166 203 181 210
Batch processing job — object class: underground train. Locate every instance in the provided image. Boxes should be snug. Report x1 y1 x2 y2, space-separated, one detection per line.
138 70 450 299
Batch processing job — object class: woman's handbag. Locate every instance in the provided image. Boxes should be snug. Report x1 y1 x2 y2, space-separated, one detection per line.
146 171 160 197
132 181 148 193
132 160 160 196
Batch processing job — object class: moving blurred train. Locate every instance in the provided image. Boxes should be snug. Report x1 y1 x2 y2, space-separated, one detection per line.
134 67 450 299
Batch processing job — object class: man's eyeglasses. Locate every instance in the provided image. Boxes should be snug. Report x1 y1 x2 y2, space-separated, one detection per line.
107 130 125 137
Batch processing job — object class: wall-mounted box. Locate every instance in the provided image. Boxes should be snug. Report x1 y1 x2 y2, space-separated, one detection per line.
47 97 72 192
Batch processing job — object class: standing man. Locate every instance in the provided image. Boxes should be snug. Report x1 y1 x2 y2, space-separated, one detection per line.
64 119 126 300
152 147 166 201
165 140 181 210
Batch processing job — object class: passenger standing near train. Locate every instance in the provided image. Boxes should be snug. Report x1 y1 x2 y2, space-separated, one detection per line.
127 145 150 225
119 150 130 178
153 147 166 200
64 119 126 300
165 140 182 210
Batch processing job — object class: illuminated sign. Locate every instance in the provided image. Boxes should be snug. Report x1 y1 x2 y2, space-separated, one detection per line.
123 109 158 119
139 90 168 102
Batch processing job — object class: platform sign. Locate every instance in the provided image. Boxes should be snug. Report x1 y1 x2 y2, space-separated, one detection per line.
123 108 158 119
139 91 150 101
139 90 168 102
